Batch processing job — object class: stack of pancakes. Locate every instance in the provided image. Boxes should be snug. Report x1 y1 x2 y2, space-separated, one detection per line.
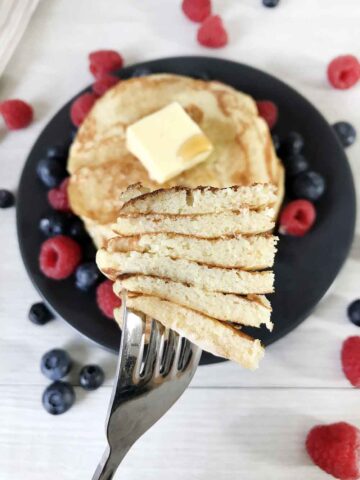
67 74 284 248
96 184 278 369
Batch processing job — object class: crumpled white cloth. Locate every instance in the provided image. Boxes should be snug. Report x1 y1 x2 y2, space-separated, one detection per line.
0 0 39 77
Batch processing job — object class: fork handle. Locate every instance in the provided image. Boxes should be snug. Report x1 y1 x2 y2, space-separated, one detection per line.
92 445 130 480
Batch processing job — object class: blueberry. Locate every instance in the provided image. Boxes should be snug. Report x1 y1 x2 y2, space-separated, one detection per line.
75 262 101 291
271 134 281 152
46 144 69 160
67 216 87 240
131 67 152 78
69 127 78 142
79 365 105 391
41 349 72 381
263 0 280 6
39 211 68 237
333 122 356 148
0 189 15 208
42 381 75 415
285 154 309 177
348 299 360 326
280 131 304 157
28 302 53 325
37 157 67 188
292 170 326 201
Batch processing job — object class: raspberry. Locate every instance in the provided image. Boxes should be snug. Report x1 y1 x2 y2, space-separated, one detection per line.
47 178 71 212
182 0 211 23
256 100 278 129
89 50 124 79
96 280 121 319
197 15 228 49
39 235 81 280
341 336 360 387
0 99 33 130
279 199 316 237
70 93 97 127
306 422 360 480
92 74 119 96
327 55 360 90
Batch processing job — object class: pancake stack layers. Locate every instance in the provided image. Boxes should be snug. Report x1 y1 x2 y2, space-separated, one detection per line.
96 183 278 370
67 74 284 249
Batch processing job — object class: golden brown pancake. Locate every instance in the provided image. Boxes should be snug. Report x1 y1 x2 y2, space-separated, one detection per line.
67 74 284 247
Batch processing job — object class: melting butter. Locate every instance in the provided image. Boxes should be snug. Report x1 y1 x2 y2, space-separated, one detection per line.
126 102 213 184
177 134 213 162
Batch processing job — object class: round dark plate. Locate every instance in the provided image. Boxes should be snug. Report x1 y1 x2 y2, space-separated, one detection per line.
17 56 356 365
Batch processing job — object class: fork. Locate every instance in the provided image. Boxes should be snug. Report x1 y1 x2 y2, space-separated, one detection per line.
92 292 202 479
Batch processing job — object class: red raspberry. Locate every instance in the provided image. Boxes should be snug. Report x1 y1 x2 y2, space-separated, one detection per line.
89 50 124 79
197 15 228 49
70 92 97 127
92 74 119 96
182 0 211 23
327 55 360 90
341 336 360 387
47 178 71 212
96 280 121 319
256 100 278 129
39 235 81 280
306 422 360 480
0 99 33 130
279 199 316 237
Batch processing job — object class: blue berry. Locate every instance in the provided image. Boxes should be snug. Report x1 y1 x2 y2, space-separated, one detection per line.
285 154 309 177
272 134 280 152
292 170 326 201
37 157 67 188
39 211 68 237
79 365 104 391
42 381 75 415
69 127 78 142
75 262 101 291
263 0 280 6
0 189 15 208
333 122 356 148
348 299 360 326
131 67 152 78
46 144 69 160
280 132 304 157
28 302 53 325
41 349 72 381
67 216 87 240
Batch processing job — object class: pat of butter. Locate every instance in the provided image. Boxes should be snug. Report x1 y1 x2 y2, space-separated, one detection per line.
126 102 213 183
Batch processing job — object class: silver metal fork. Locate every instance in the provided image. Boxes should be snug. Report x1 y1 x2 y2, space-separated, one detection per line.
92 293 202 479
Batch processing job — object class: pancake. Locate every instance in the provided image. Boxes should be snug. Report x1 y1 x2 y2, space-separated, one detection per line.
120 184 277 214
96 250 275 294
67 74 284 247
115 276 273 331
113 208 275 237
119 296 265 370
106 232 277 270
97 183 276 368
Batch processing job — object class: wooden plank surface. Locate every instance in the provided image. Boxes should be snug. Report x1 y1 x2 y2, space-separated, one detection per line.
0 0 359 479
1 387 359 480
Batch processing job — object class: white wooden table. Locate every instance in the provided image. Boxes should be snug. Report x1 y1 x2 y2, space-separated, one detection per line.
0 1 359 478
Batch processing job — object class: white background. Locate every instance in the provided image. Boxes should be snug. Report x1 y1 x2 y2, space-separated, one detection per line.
0 0 359 478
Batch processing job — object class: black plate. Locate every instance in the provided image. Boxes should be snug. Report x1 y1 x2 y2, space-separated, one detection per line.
17 56 356 365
